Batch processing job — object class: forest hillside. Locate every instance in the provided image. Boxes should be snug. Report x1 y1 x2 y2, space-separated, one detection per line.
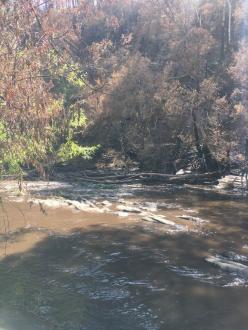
1 0 248 175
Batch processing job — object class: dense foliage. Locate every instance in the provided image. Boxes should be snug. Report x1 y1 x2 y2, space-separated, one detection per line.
1 0 248 174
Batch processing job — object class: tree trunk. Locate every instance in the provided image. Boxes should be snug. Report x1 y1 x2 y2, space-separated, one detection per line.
192 109 219 172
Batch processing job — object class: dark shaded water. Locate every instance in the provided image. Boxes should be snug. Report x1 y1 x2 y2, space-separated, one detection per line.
0 183 247 330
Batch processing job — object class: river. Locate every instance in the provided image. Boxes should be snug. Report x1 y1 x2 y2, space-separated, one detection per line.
0 180 247 329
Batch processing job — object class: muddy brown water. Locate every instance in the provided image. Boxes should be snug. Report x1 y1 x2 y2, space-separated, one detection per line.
0 182 247 330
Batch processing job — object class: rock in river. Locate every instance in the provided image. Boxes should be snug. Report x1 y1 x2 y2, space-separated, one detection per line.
177 215 206 223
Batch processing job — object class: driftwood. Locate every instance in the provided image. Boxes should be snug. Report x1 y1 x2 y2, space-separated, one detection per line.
20 167 221 185
74 171 221 185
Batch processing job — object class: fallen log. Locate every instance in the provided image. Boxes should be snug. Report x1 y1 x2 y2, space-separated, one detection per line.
76 171 221 185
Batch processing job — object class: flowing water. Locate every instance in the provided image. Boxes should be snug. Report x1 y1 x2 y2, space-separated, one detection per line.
0 181 247 330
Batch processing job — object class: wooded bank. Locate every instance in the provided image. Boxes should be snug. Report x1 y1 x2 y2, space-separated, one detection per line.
0 1 248 178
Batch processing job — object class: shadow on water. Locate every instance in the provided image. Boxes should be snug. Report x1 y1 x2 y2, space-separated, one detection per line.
0 221 248 330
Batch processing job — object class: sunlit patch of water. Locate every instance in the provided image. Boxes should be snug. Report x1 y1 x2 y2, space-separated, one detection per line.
226 252 248 263
224 278 248 287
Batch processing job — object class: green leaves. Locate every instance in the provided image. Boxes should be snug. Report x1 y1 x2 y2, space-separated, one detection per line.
0 122 7 142
0 5 95 176
57 141 100 162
